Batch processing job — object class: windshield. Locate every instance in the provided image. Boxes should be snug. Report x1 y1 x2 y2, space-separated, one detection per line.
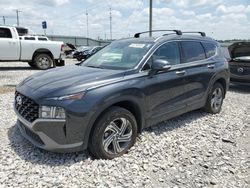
77 46 89 51
83 40 153 70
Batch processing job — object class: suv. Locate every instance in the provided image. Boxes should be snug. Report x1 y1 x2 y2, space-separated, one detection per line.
228 42 250 85
14 30 229 159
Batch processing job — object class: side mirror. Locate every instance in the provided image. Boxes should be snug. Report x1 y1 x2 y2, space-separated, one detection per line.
149 59 171 76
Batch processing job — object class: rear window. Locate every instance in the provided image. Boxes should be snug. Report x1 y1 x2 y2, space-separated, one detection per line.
202 42 217 58
0 28 12 38
24 37 35 40
38 37 48 41
232 46 250 58
181 41 206 63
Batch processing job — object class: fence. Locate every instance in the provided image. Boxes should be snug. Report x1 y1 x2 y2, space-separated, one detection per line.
47 35 111 47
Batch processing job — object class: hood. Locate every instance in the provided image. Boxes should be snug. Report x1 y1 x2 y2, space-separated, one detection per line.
228 42 250 59
66 43 76 50
18 65 124 99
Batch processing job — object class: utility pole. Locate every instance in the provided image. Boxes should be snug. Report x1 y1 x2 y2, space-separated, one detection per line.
149 0 152 37
109 7 112 40
86 9 89 45
14 9 22 26
2 16 5 25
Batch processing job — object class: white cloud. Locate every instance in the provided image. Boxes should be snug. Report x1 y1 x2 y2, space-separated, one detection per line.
181 10 196 16
36 0 70 6
0 0 249 40
158 0 222 7
87 0 143 10
217 4 250 14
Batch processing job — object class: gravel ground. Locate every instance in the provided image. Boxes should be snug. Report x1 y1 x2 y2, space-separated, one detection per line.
0 61 250 187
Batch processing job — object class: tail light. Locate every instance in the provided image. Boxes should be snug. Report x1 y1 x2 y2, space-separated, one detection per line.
61 44 64 52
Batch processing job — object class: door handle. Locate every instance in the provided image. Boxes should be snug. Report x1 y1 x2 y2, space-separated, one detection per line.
207 64 215 69
176 70 186 76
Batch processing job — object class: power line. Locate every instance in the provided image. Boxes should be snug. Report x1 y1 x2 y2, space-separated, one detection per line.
149 0 152 37
14 9 22 26
109 7 112 40
86 9 89 45
2 16 5 25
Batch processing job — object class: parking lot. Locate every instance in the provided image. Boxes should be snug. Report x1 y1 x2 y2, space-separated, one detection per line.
0 60 249 187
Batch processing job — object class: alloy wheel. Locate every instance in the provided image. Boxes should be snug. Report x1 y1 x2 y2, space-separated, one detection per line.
102 118 132 155
211 87 223 111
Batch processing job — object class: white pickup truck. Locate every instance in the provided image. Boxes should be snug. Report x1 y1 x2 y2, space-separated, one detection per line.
0 26 65 70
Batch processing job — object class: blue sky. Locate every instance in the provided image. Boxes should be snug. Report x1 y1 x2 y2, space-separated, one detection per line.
0 0 250 40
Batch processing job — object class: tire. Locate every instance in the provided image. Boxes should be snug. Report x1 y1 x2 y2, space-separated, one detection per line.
28 62 36 68
88 107 138 159
76 57 82 61
203 83 224 114
34 54 53 70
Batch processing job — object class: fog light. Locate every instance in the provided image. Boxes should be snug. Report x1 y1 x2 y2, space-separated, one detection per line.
40 106 65 119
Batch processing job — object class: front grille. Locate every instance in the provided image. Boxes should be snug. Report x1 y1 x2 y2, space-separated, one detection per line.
230 66 250 76
15 92 39 123
19 123 44 145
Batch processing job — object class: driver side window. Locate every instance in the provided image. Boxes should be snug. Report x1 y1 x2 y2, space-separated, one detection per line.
142 42 180 70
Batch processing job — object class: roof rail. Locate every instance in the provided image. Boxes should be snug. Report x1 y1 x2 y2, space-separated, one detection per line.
134 30 182 38
182 31 206 37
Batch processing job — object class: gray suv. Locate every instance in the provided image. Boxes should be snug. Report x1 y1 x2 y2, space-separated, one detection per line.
14 30 230 159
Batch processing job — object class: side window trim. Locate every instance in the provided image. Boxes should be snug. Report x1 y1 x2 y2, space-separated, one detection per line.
141 41 181 71
201 42 218 59
180 40 207 64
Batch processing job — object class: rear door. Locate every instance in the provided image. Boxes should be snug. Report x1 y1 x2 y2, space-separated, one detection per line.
0 27 20 60
179 41 217 108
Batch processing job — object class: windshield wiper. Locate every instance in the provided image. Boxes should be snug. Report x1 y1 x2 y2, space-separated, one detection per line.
85 65 104 69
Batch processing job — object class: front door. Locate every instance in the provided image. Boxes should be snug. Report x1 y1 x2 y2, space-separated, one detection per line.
0 27 19 60
143 41 189 125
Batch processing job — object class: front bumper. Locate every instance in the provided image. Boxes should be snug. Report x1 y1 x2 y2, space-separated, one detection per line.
15 108 83 153
230 74 250 86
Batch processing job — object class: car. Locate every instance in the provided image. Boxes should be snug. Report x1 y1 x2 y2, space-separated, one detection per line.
72 46 90 59
76 46 103 61
64 43 77 57
0 25 65 69
14 30 230 159
228 42 250 85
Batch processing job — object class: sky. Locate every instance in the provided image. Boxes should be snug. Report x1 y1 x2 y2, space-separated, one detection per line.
0 0 250 40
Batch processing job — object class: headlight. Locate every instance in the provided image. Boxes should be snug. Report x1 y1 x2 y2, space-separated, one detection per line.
45 92 85 101
40 106 66 119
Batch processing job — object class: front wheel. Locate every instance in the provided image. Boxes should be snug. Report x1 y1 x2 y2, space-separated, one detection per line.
34 54 53 70
88 107 138 159
203 83 224 114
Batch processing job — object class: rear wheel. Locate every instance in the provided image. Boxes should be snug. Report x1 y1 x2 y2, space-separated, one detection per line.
203 83 224 114
34 54 53 70
88 107 137 159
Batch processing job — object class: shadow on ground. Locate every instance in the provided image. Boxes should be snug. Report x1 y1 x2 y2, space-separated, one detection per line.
0 67 36 71
8 110 208 166
229 84 250 94
8 125 90 166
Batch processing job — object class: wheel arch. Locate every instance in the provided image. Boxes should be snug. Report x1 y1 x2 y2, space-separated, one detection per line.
215 78 227 97
85 98 145 150
32 48 54 62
